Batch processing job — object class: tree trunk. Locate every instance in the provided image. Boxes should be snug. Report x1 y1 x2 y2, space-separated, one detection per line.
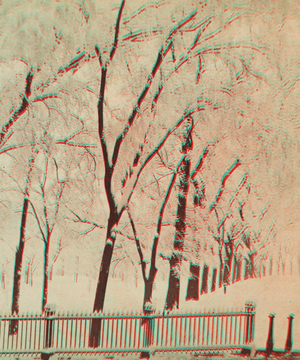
93 214 118 313
218 228 225 288
75 256 79 283
245 259 250 279
211 268 217 292
142 279 156 348
50 265 53 281
165 140 191 310
1 265 5 289
223 263 230 284
223 241 233 284
235 260 241 282
186 262 200 301
9 197 29 335
218 250 223 288
143 279 154 308
89 213 119 348
269 256 273 276
230 254 236 284
241 258 246 280
200 264 209 295
250 253 255 277
257 257 261 277
26 262 29 284
219 263 223 287
42 240 50 312
10 147 37 334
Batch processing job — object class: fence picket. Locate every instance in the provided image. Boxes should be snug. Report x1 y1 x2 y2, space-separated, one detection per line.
239 314 242 344
133 317 137 348
164 316 168 346
124 317 127 348
225 315 228 344
138 317 145 348
211 315 214 345
156 316 160 346
230 315 233 344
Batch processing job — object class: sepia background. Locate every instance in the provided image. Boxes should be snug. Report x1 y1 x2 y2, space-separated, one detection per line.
0 0 300 354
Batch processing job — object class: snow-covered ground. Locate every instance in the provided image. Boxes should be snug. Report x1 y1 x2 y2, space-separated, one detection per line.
1 271 300 352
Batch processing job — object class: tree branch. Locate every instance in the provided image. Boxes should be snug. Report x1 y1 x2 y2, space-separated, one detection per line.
32 93 62 103
190 144 212 180
110 0 126 62
126 206 147 282
0 69 33 148
40 155 50 235
122 1 166 25
111 9 198 168
66 206 105 230
118 105 205 215
151 11 260 112
49 159 68 235
208 158 241 214
156 156 184 234
0 144 29 156
28 200 47 244
36 50 96 93
146 156 184 284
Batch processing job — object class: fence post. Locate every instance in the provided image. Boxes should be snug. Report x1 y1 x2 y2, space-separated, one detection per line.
245 302 250 343
285 314 294 352
245 302 255 344
44 303 56 348
141 304 155 359
250 303 256 342
266 314 275 355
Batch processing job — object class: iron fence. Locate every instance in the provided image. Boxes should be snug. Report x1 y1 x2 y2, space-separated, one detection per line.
0 302 255 355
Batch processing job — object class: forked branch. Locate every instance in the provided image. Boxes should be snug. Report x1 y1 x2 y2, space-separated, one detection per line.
111 10 198 168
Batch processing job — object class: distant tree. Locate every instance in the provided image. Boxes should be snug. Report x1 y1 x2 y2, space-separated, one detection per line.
128 153 185 313
29 150 71 311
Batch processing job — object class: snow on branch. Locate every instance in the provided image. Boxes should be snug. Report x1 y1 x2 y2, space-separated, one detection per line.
66 206 105 231
117 104 205 215
111 9 198 168
190 144 212 180
208 158 241 215
126 205 147 282
36 50 96 93
122 1 167 25
109 0 126 62
0 69 33 148
28 199 47 244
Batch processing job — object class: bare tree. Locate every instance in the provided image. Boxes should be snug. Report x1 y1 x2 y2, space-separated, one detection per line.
9 147 38 334
0 0 92 151
182 155 243 300
129 155 185 312
29 152 70 311
84 0 264 345
165 126 192 310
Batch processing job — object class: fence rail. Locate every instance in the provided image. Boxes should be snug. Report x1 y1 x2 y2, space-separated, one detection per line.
0 302 255 354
